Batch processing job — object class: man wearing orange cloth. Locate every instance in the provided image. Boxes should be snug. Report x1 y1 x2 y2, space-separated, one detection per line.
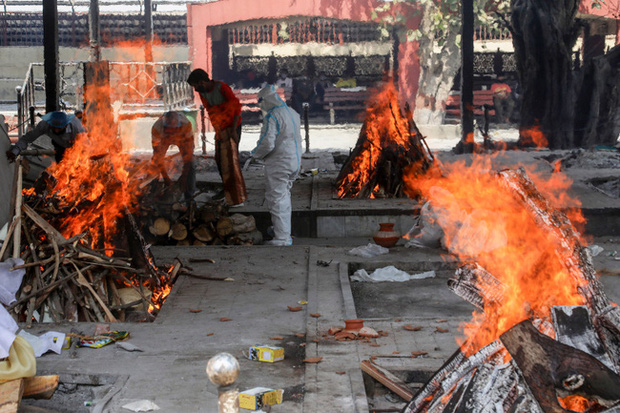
187 69 247 207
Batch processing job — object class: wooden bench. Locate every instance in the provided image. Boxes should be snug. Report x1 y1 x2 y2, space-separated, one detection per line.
445 90 496 118
233 87 292 113
323 87 371 125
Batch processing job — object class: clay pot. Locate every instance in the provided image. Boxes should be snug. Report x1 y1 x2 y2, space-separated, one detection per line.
373 222 401 248
344 319 364 332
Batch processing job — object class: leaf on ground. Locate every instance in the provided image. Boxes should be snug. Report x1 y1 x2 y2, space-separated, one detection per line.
207 333 214 336
436 327 449 333
189 308 202 313
436 319 448 323
336 371 346 375
270 336 284 340
369 343 381 347
411 351 428 358
392 351 400 355
303 357 323 363
295 333 305 338
220 317 232 322
310 313 321 318
403 324 423 331
288 306 303 312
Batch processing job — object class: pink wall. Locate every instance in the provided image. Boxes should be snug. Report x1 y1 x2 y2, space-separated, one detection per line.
187 0 422 106
578 0 620 44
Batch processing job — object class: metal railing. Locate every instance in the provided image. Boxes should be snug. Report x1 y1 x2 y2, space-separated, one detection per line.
16 60 195 137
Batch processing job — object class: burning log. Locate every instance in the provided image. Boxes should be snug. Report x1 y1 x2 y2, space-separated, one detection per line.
6 199 171 324
448 263 507 311
336 82 435 199
403 166 620 412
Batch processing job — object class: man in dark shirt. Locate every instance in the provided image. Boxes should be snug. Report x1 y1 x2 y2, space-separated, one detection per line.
6 111 86 164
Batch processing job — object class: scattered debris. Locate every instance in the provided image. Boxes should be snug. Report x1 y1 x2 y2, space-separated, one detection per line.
310 313 321 318
219 317 232 322
360 360 415 401
403 325 423 331
249 345 284 363
189 308 202 313
116 342 143 352
351 267 435 282
122 399 160 412
287 306 303 312
239 387 283 411
347 243 389 258
303 357 323 363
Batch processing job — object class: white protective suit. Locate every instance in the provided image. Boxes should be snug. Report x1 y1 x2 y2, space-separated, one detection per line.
252 85 302 246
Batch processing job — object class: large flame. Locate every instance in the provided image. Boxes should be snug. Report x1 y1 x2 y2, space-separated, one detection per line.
404 155 587 355
337 81 424 198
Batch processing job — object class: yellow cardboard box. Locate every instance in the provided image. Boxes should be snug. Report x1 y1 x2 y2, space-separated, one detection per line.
239 387 283 411
248 344 284 363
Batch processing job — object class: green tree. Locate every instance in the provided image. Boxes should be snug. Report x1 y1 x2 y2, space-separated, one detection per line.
374 0 510 125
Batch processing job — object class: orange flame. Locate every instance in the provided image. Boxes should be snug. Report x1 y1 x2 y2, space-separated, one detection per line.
558 395 594 412
337 81 423 198
519 124 548 148
404 155 587 355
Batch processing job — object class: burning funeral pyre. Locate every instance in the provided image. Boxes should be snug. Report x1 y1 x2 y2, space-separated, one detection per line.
336 81 435 199
401 158 620 412
2 65 176 323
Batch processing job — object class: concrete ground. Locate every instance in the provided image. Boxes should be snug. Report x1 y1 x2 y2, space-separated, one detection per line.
14 124 620 413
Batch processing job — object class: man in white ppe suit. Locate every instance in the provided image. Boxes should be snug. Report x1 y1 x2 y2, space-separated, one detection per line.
251 85 302 246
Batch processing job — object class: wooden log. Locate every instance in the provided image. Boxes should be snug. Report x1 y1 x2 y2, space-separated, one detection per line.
448 263 507 311
12 159 23 260
149 217 170 236
498 168 609 313
360 360 415 401
170 223 188 241
216 217 234 238
179 271 228 281
229 213 256 234
0 376 58 400
192 225 215 243
402 340 505 413
501 320 620 412
441 353 521 413
177 239 191 246
0 379 24 413
70 261 118 323
0 217 17 261
21 204 69 246
552 305 615 370
200 209 218 224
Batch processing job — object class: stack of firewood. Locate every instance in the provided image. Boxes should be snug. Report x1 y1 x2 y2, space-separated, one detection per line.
2 204 168 324
1 159 173 324
143 198 263 246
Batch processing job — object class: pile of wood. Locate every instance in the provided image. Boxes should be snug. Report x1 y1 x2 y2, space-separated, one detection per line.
402 168 620 412
336 86 435 199
2 159 172 324
0 375 60 411
142 190 262 246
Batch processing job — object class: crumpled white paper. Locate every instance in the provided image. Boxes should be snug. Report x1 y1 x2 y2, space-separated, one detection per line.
0 258 26 306
18 330 65 357
0 304 18 359
587 245 604 257
347 243 389 258
122 400 160 412
351 266 435 282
